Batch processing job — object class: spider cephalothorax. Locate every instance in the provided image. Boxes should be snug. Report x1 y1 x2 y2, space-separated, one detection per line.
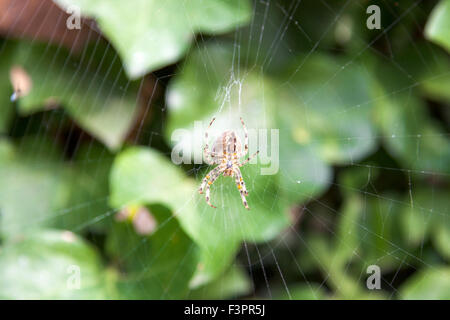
199 117 259 209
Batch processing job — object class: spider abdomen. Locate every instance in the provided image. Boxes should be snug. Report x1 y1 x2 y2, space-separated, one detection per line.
212 130 242 155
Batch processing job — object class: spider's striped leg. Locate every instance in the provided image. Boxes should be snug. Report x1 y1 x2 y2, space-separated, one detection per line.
204 169 223 208
233 167 248 196
233 168 249 210
198 165 221 194
239 150 259 167
203 117 216 164
239 117 249 157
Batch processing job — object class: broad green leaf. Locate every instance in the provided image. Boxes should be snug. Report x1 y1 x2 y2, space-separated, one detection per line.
55 0 252 79
400 189 450 260
418 45 450 103
425 0 450 53
278 140 331 206
4 40 140 150
0 230 117 299
188 265 251 299
109 147 289 282
0 138 70 239
192 241 241 287
106 205 199 299
0 138 14 160
376 41 450 104
0 137 115 238
434 222 450 260
281 54 377 164
400 196 434 248
338 165 380 194
110 147 195 209
55 142 115 233
335 193 364 266
276 97 332 205
380 97 449 174
399 267 450 299
401 204 431 248
362 194 406 272
372 76 450 174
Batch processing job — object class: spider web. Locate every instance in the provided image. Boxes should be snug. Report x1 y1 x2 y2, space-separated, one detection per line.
0 0 448 300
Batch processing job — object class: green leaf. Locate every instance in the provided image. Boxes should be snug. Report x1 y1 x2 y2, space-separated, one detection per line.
362 194 407 271
425 0 450 53
109 146 289 282
0 230 116 299
188 265 251 299
372 80 450 174
401 204 431 248
110 147 195 210
0 137 116 238
281 54 377 164
338 165 379 194
6 41 140 150
375 40 450 104
55 0 252 79
278 141 331 206
335 193 364 266
418 45 450 103
274 53 379 205
399 267 450 299
400 196 434 248
434 221 450 260
276 102 332 205
0 138 71 239
400 189 450 259
106 205 199 299
0 138 14 160
53 142 115 233
192 241 241 287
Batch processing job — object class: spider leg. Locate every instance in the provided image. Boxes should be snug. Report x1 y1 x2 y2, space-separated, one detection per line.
239 150 259 167
233 166 248 196
198 165 221 194
239 117 248 157
203 117 216 164
233 168 249 210
204 169 223 208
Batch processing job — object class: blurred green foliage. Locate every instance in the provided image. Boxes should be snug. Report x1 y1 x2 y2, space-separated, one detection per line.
0 0 448 299
55 0 252 79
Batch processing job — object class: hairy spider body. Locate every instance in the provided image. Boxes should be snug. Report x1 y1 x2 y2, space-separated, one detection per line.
199 117 259 209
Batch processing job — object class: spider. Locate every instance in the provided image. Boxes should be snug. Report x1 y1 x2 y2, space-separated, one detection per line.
199 117 259 209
